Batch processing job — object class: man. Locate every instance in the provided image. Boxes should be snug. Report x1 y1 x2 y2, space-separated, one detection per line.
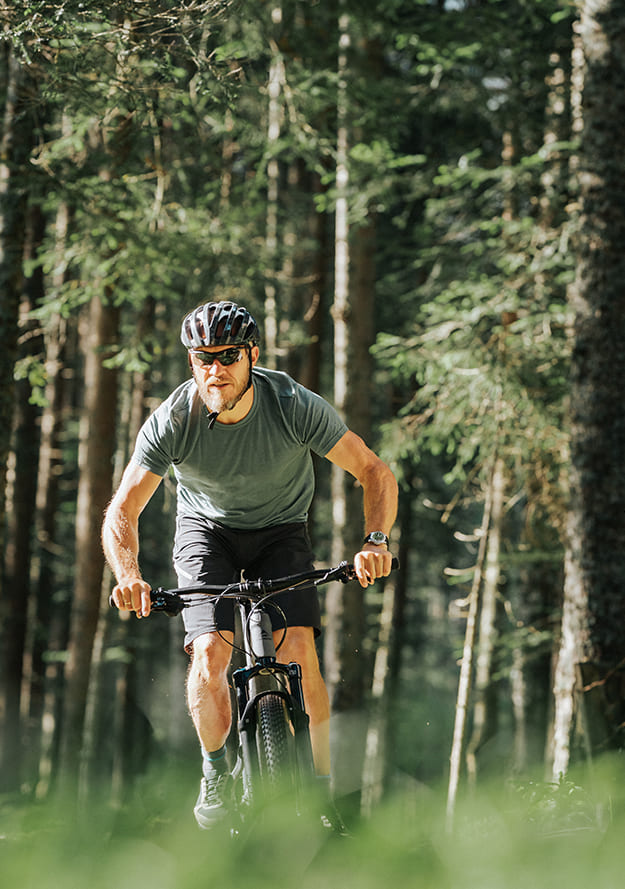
102 301 398 828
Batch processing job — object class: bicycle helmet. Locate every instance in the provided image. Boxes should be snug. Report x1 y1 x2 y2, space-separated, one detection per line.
180 301 260 349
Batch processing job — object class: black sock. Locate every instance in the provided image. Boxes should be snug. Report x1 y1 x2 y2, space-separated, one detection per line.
202 745 228 776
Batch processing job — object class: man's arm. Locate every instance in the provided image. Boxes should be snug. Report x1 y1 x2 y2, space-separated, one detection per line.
324 430 399 588
102 461 163 617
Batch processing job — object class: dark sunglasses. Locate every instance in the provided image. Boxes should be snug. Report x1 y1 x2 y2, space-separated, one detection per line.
190 347 245 367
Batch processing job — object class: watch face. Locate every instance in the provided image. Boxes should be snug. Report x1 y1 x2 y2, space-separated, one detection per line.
367 532 387 545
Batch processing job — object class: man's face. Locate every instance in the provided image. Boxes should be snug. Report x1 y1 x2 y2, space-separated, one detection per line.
189 344 259 416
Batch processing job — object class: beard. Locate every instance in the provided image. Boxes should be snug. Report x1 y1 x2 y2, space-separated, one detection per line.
192 357 252 418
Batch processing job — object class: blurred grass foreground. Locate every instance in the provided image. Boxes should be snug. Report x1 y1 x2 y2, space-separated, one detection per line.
2 757 625 889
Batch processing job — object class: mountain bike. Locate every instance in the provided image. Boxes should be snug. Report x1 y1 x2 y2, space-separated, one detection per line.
122 558 398 832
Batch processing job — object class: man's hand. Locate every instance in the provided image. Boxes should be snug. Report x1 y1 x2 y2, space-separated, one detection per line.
111 576 152 618
353 545 394 588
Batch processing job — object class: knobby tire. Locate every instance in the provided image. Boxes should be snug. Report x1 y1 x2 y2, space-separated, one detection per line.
256 693 296 798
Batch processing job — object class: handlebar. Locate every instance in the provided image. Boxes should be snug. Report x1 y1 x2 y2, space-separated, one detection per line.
110 557 400 617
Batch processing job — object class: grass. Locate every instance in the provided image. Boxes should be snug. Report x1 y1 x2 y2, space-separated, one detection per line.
2 757 624 889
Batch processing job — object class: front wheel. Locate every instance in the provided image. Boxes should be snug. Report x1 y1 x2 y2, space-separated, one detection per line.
256 693 296 798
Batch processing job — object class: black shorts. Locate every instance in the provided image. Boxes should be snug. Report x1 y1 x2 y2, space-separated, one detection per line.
172 515 321 651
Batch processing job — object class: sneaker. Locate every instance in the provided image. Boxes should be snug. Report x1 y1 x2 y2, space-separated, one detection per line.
194 772 232 829
319 802 351 837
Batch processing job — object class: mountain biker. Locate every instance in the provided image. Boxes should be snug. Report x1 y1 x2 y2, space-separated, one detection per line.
102 300 398 828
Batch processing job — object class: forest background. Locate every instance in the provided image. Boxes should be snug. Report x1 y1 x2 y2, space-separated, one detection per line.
2 0 625 846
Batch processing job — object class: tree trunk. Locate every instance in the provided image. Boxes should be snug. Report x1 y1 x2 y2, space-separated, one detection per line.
299 172 327 395
550 0 625 777
32 311 73 799
360 460 411 813
324 7 377 804
324 4 354 718
82 298 156 802
465 455 506 782
57 295 120 790
551 516 586 778
446 469 494 830
263 5 285 369
1 205 46 792
360 567 403 815
32 195 76 797
0 45 37 791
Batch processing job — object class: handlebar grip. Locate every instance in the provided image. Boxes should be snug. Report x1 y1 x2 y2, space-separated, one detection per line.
391 556 400 571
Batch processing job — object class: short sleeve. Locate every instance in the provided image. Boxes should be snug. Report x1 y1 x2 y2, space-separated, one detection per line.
132 405 174 477
291 385 348 456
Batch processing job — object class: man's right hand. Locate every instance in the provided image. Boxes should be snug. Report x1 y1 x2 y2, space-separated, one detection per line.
111 577 152 618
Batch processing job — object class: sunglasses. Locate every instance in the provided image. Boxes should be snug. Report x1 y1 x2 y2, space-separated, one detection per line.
189 346 243 367
189 347 245 367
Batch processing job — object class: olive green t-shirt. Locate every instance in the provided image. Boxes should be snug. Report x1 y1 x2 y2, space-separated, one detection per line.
132 367 347 530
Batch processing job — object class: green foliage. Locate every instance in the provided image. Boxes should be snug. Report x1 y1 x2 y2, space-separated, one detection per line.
510 773 600 833
1 758 623 889
7 0 278 329
372 0 574 530
363 1 576 782
13 355 48 406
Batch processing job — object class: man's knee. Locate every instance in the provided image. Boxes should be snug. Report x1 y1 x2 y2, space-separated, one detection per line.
190 631 233 680
278 627 322 676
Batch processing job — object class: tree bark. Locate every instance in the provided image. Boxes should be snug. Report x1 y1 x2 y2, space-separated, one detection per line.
324 7 377 804
0 44 38 791
465 456 506 782
299 172 327 395
1 206 46 791
446 470 494 830
32 311 73 799
32 196 75 797
360 567 402 815
57 295 120 790
263 6 285 369
81 298 155 802
550 0 625 777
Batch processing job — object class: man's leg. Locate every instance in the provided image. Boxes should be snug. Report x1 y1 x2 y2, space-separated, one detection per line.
187 630 234 828
274 626 331 776
187 629 234 752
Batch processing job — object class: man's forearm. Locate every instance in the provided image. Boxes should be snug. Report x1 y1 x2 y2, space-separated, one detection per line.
102 507 143 583
361 461 398 539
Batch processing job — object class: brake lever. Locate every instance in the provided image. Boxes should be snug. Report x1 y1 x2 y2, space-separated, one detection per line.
150 588 186 616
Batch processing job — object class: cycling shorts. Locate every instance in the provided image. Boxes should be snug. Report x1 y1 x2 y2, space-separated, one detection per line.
172 515 321 652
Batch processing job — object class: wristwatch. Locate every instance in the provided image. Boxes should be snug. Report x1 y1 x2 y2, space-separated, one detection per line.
363 531 389 548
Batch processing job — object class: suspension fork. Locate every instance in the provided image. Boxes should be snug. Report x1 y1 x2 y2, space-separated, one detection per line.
233 600 315 786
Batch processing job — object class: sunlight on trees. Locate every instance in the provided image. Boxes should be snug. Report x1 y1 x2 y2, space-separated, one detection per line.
2 1 624 856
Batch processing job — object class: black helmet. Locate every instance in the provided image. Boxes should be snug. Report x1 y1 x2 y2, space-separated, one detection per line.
180 301 260 349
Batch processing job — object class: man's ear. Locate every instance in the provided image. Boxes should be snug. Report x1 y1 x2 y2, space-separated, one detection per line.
250 345 260 367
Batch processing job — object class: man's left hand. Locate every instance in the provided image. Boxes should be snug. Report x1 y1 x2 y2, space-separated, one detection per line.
353 545 394 588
